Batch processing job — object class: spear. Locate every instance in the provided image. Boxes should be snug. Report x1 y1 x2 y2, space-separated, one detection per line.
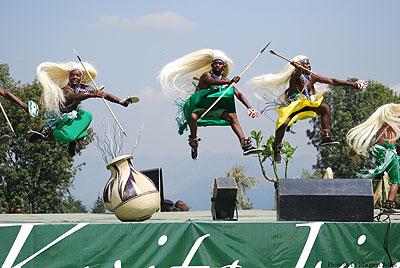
269 50 319 76
0 101 15 134
199 41 271 120
73 49 127 137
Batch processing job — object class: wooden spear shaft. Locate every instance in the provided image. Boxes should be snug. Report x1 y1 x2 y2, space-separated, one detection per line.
0 101 15 134
269 50 319 76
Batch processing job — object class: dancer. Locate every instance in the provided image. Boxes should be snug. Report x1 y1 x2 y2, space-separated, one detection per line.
159 49 260 160
347 103 400 213
34 61 136 156
249 54 367 163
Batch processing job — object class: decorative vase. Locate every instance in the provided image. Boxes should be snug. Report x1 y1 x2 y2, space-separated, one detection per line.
102 177 115 212
104 155 160 221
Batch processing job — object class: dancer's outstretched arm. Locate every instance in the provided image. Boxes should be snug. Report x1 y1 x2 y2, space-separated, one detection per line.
311 74 359 89
63 86 128 107
0 86 28 112
94 89 130 107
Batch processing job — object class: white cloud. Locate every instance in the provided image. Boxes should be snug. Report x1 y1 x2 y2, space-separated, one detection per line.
138 86 168 103
89 11 197 34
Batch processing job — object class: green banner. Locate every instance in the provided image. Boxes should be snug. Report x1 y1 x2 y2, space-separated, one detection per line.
0 221 399 267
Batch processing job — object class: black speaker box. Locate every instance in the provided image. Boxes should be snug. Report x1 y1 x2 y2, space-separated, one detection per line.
211 177 238 220
140 168 164 211
277 179 373 222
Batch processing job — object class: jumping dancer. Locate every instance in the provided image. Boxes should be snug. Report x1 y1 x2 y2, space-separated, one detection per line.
34 61 136 156
347 103 400 213
159 49 260 160
249 54 367 163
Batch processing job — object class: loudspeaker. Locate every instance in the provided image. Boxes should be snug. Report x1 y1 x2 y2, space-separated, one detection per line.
211 177 238 220
277 179 373 222
140 168 164 211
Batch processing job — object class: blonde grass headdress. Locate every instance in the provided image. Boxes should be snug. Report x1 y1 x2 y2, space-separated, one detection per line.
248 55 308 101
36 61 97 115
159 49 233 99
347 103 400 155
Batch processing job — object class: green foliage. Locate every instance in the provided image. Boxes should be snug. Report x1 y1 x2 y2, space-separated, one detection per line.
282 141 297 179
0 64 86 213
226 165 258 210
307 81 400 178
251 130 297 181
60 194 88 213
300 169 325 179
91 195 106 213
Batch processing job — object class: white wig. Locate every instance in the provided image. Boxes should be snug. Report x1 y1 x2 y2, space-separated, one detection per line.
248 55 308 100
159 49 233 99
36 61 97 115
347 103 400 155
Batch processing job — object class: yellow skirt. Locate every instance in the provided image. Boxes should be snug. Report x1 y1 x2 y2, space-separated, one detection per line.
276 96 324 130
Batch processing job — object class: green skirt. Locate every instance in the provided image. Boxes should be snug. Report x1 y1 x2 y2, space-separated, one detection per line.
51 109 93 143
358 143 400 185
177 85 236 135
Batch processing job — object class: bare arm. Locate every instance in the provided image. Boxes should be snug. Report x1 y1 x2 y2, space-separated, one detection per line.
312 74 358 89
62 86 101 102
234 87 258 118
234 87 252 109
197 72 241 89
63 85 128 109
0 86 28 111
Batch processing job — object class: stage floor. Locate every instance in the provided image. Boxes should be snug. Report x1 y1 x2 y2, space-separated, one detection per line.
0 209 398 223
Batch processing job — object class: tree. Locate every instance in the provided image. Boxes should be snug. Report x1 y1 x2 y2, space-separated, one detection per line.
60 194 88 213
306 80 400 177
91 195 106 213
226 165 258 210
301 168 334 179
300 169 324 179
0 64 86 213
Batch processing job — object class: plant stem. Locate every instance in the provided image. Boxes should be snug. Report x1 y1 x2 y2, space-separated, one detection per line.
284 159 288 179
256 154 276 183
272 160 279 180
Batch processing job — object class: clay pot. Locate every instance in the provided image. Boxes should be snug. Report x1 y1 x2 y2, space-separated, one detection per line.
104 155 160 221
102 177 115 212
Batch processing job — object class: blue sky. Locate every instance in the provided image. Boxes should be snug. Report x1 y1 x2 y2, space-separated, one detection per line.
1 0 399 210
